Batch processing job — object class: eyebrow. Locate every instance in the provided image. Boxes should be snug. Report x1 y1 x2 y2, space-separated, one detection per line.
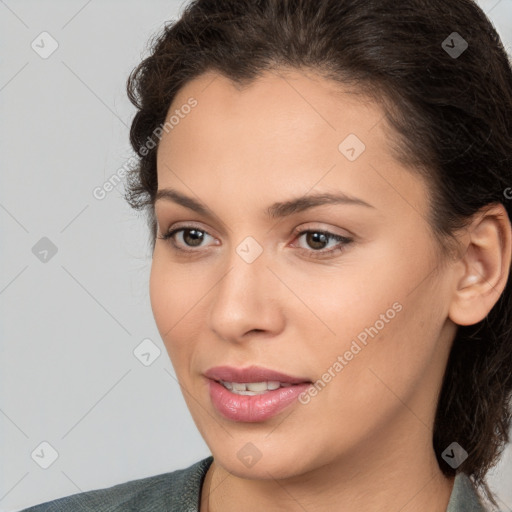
154 187 375 220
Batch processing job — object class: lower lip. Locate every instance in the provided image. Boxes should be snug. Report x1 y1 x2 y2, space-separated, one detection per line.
208 379 311 422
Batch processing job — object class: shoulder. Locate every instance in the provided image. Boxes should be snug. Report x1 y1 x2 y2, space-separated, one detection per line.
18 456 213 512
446 473 488 512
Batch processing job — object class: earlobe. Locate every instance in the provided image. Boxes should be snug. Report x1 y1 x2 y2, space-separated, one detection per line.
448 203 512 327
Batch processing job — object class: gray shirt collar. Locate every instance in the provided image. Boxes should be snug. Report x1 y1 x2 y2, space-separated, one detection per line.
446 473 487 511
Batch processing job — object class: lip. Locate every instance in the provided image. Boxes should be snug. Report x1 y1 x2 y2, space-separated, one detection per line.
204 365 311 384
204 365 312 422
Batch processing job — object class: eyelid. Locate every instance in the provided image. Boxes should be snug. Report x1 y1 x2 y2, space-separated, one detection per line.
158 220 217 241
290 223 354 240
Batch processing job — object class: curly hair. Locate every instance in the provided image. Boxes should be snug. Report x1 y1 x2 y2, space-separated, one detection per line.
124 0 512 507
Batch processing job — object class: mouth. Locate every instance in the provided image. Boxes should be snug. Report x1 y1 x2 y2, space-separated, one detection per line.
204 365 313 422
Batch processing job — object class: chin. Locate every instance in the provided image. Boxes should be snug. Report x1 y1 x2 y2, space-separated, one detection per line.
215 450 306 480
206 430 324 480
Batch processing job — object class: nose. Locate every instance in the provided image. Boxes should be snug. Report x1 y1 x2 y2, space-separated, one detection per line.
207 244 285 344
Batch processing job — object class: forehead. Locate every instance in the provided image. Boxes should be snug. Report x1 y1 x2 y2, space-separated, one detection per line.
157 69 382 174
163 68 385 146
155 69 429 220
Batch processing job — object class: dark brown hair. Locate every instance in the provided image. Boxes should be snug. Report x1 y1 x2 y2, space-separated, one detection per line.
124 0 512 507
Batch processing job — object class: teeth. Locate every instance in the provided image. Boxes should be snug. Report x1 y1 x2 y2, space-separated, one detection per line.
246 382 267 392
220 380 294 394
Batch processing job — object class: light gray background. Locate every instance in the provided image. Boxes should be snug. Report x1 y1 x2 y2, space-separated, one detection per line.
1 1 511 511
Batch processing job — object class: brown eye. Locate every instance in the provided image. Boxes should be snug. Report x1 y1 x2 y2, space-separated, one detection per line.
304 232 330 250
157 226 215 251
181 228 205 247
293 229 353 259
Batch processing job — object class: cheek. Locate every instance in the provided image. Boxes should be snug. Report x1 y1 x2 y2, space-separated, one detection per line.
310 254 444 410
149 257 172 338
150 253 198 330
149 256 191 362
320 286 446 430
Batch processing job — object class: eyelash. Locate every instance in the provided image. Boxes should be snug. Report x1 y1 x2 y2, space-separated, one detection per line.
157 225 353 259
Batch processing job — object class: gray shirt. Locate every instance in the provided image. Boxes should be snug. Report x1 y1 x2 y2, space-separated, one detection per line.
19 456 487 511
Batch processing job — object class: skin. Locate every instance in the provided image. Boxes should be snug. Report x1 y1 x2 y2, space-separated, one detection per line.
150 68 511 512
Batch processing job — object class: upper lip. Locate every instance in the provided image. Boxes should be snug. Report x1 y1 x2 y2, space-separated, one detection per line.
204 365 311 384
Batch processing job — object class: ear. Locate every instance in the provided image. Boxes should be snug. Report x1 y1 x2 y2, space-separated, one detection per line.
448 203 512 326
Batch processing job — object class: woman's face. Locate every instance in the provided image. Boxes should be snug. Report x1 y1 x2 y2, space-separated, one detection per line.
150 69 458 479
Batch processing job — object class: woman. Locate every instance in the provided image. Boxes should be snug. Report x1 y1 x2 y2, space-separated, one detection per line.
21 0 512 510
